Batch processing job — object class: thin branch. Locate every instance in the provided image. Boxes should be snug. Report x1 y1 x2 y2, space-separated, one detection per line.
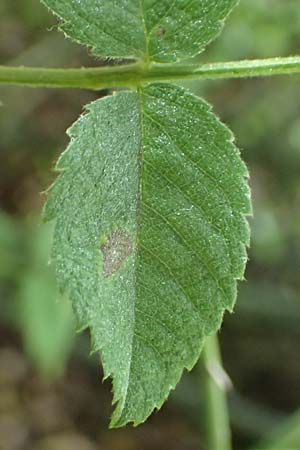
250 410 300 450
200 334 232 450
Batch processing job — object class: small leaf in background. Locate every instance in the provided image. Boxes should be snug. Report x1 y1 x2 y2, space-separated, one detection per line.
41 0 238 62
19 273 74 380
44 83 251 426
251 208 286 265
18 222 75 380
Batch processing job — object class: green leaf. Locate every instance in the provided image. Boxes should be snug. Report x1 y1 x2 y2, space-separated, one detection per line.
41 0 238 62
18 223 75 380
44 82 251 426
19 272 75 379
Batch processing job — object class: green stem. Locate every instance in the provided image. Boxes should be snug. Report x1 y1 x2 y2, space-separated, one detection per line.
1 56 300 90
201 334 232 450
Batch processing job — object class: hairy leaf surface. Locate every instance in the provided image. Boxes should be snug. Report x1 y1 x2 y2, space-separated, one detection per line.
41 0 238 62
44 83 251 426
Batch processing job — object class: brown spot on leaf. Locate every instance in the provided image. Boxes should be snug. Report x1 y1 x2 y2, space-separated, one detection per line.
101 230 133 277
156 26 166 37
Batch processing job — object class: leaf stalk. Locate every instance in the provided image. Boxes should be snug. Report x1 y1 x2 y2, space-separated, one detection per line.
1 56 300 90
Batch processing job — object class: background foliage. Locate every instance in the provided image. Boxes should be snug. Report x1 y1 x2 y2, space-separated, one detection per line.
0 0 300 449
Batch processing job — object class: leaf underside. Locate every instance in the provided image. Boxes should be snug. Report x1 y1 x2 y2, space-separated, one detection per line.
41 0 238 62
44 83 251 426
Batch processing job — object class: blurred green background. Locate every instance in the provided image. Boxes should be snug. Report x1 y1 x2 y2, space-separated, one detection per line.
1 1 300 449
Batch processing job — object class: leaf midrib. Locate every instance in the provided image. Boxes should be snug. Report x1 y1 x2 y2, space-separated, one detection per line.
116 89 146 423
